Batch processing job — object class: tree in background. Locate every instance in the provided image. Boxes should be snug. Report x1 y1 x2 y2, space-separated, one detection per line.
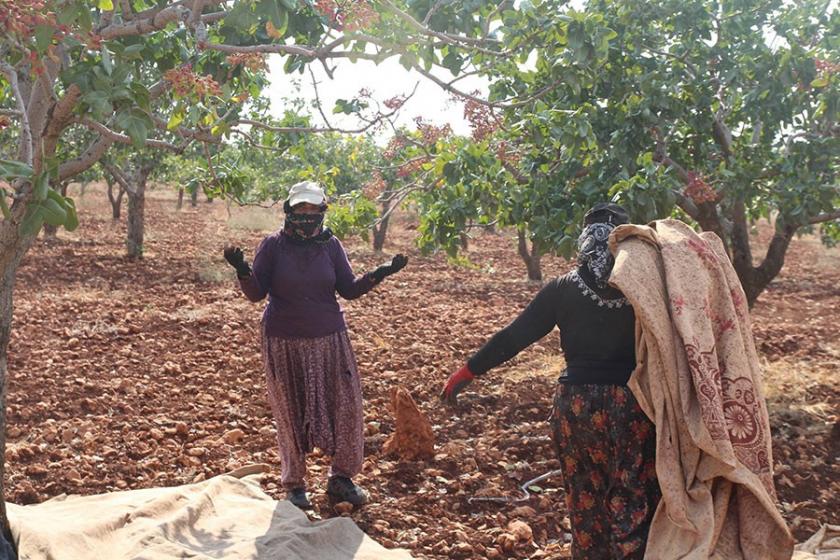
393 0 838 301
0 0 514 541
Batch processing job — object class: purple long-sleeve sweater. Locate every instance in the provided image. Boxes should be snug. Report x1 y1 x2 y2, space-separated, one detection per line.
238 231 377 339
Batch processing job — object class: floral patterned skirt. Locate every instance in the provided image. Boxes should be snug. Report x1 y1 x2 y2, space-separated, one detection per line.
262 329 364 488
551 383 660 560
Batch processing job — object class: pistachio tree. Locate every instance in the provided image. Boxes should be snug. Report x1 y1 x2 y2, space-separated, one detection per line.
395 0 838 300
0 0 525 541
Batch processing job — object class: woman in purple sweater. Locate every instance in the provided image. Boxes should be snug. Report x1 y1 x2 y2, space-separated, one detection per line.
223 181 407 510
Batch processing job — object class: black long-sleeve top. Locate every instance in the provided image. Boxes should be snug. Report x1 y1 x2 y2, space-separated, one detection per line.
467 267 636 385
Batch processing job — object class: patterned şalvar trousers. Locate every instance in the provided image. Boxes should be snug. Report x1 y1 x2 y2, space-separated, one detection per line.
551 383 661 560
261 329 364 489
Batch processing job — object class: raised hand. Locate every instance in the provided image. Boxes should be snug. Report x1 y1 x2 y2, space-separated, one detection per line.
223 246 252 278
371 253 409 282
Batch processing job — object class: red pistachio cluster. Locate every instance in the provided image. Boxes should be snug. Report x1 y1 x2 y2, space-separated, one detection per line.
396 157 430 178
684 171 717 204
226 53 268 72
384 95 407 110
383 135 407 160
495 140 520 166
164 65 222 99
815 58 839 75
314 0 379 32
363 170 387 199
464 96 499 141
414 116 452 146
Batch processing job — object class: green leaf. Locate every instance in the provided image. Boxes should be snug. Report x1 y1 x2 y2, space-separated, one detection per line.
0 159 34 179
167 109 185 130
115 109 150 147
567 22 584 49
41 197 68 227
82 90 113 119
64 198 79 231
20 205 45 237
34 24 54 52
810 77 829 88
98 0 114 10
123 44 144 59
279 0 297 9
58 3 80 25
101 46 113 74
33 173 49 202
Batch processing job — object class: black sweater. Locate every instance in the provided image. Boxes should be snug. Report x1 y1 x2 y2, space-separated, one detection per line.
467 268 636 385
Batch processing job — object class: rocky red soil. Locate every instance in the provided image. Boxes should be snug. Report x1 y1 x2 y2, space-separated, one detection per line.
5 186 838 558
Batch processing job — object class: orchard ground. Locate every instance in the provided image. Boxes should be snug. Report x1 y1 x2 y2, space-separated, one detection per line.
6 183 839 559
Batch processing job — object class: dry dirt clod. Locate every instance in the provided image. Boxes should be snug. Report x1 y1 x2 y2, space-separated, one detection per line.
382 385 435 461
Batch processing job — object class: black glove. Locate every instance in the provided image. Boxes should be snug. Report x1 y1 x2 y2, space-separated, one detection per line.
223 246 252 278
370 254 408 282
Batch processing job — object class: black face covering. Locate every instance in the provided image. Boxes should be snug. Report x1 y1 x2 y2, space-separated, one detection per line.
284 210 325 241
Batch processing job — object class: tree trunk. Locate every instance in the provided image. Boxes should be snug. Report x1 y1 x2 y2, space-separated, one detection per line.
190 185 198 207
373 195 392 252
177 187 184 210
126 171 149 259
0 213 39 550
42 223 57 239
517 228 543 282
0 262 15 546
459 231 470 251
107 176 125 220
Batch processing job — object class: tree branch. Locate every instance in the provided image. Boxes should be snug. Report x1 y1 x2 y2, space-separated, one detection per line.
410 63 560 109
380 0 502 48
59 136 114 181
150 116 219 143
808 209 840 225
72 118 185 152
101 161 132 192
119 0 134 20
229 129 287 152
99 4 188 39
0 63 33 166
42 84 83 166
201 41 384 62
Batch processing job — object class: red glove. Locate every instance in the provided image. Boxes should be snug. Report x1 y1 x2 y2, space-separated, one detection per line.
440 364 475 406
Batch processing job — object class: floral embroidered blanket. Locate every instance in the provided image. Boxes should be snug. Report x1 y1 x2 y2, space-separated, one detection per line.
608 219 793 560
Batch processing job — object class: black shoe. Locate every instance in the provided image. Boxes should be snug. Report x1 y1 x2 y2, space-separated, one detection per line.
326 476 369 506
287 487 312 510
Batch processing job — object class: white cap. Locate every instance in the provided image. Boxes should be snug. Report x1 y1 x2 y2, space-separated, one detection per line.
287 181 326 207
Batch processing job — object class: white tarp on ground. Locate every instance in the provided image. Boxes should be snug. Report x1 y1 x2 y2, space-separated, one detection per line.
794 525 840 560
7 468 412 560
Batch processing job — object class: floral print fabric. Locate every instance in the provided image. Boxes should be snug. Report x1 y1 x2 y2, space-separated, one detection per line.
262 330 364 488
551 383 660 560
609 219 793 559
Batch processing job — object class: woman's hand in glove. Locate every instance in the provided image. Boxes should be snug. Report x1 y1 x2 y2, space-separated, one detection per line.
371 254 409 282
440 364 475 406
223 246 252 278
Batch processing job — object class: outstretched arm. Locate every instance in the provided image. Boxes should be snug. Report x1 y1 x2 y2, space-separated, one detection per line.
235 238 273 302
333 239 378 300
442 280 561 404
468 281 561 374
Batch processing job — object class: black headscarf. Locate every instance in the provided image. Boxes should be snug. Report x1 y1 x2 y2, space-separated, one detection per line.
577 203 629 289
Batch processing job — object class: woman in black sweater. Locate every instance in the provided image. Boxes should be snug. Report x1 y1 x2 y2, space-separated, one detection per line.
441 203 660 560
